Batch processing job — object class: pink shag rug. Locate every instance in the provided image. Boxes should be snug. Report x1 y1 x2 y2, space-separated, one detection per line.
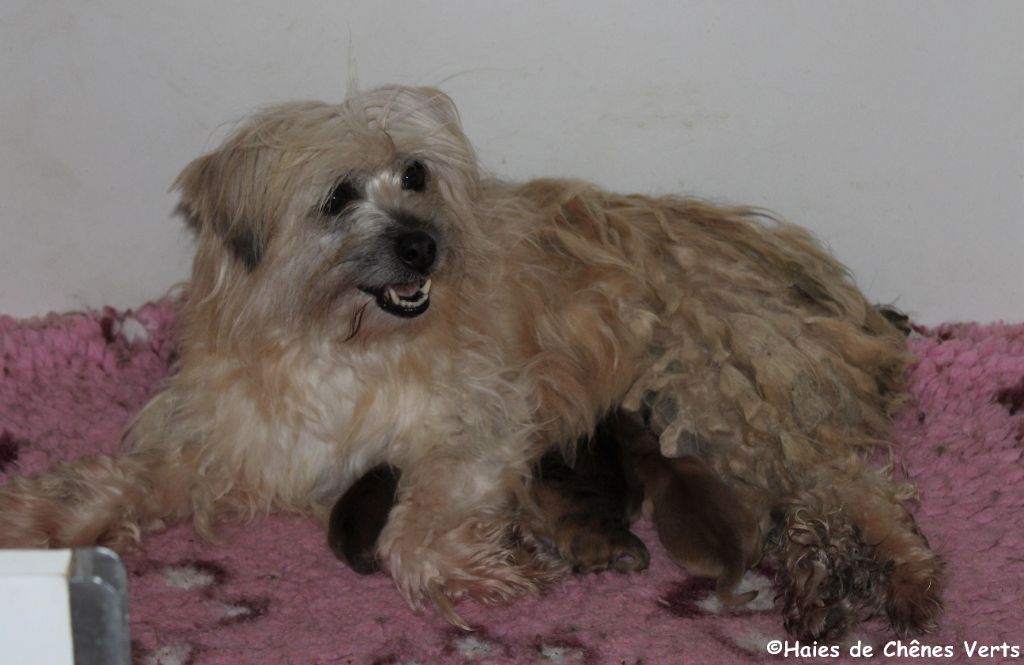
1 300 1022 665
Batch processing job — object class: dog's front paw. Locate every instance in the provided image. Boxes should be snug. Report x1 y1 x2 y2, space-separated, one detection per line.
379 513 552 629
0 485 56 548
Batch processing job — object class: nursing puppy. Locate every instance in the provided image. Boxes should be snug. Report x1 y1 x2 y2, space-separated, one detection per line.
0 85 942 638
527 424 649 576
610 411 760 606
328 464 400 575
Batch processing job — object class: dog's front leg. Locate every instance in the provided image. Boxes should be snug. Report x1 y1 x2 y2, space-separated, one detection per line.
375 451 545 629
0 446 195 550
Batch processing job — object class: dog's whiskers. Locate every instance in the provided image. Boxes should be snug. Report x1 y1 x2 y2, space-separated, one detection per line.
344 300 370 343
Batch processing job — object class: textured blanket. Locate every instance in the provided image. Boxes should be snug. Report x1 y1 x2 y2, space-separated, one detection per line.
0 301 1021 665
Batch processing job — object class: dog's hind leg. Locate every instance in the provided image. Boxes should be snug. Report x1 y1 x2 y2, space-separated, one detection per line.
835 473 944 636
0 446 195 551
774 470 943 640
775 503 882 640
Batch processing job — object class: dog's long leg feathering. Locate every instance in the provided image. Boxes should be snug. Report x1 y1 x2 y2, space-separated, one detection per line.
374 453 550 628
773 474 943 640
0 450 192 550
0 84 942 638
0 392 205 550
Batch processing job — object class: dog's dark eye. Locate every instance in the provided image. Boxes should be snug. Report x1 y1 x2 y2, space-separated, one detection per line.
322 181 360 216
401 161 427 192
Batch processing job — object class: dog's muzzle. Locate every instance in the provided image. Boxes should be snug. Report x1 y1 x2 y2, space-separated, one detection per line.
357 230 437 318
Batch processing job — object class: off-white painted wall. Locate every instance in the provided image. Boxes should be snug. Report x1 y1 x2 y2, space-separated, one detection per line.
1 1 1021 324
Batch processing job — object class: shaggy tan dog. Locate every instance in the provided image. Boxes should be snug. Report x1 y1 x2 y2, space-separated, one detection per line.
0 85 942 638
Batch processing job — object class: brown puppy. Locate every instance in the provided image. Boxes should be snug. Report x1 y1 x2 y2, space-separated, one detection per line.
611 411 760 606
526 424 649 575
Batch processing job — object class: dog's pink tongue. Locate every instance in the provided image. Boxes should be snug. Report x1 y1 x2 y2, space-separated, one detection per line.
393 283 420 297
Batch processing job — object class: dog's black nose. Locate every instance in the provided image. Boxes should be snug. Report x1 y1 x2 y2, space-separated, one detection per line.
394 230 437 274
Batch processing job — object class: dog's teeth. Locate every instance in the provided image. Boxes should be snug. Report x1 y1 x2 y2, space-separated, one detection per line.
421 279 431 295
387 288 399 304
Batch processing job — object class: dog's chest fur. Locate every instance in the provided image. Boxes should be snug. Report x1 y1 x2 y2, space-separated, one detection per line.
175 327 530 509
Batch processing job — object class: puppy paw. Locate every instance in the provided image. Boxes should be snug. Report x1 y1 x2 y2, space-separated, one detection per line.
564 527 650 574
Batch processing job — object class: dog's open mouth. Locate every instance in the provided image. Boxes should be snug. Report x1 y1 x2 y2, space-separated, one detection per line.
358 279 431 318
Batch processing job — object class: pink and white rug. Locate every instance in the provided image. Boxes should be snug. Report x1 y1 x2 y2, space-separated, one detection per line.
1 301 1022 664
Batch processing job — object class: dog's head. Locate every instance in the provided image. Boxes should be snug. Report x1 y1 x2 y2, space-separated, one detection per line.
175 85 481 342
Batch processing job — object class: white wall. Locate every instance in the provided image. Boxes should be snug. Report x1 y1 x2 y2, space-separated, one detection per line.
1 0 1021 324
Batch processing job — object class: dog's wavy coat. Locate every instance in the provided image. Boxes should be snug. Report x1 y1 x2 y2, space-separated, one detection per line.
0 86 941 638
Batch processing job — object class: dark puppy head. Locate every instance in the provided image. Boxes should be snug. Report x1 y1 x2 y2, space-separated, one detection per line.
328 464 401 574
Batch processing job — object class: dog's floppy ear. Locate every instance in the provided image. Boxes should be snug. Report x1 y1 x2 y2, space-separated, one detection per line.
174 140 270 272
